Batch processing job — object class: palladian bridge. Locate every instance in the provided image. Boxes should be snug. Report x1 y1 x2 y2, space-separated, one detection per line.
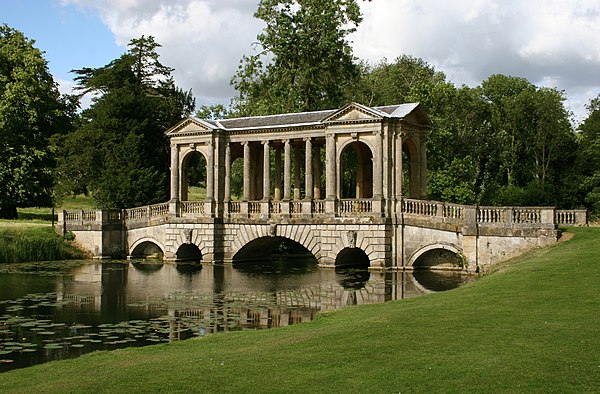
57 102 587 273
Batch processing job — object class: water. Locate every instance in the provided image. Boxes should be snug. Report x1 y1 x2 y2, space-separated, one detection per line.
0 259 472 372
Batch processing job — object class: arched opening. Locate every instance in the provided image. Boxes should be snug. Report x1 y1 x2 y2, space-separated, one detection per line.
402 139 419 199
130 241 164 260
411 247 468 292
175 243 202 262
228 142 245 201
233 237 318 276
335 247 370 268
182 150 207 201
340 141 373 198
335 247 370 289
412 248 463 270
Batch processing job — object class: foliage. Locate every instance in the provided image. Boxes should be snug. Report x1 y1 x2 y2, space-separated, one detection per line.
54 36 195 209
355 58 578 207
0 227 83 263
0 24 75 218
576 93 600 218
231 0 364 116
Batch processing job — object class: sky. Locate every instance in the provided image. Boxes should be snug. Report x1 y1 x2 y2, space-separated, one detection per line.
3 0 600 124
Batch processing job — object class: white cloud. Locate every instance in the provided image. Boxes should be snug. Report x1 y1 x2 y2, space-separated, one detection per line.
62 0 600 120
63 0 263 105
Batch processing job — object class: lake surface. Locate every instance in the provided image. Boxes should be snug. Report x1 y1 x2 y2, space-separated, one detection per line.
0 259 472 372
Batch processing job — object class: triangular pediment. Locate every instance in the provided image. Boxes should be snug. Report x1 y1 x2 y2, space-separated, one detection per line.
165 117 217 136
321 103 386 123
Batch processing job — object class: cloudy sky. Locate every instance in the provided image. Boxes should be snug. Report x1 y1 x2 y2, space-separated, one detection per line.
4 0 600 123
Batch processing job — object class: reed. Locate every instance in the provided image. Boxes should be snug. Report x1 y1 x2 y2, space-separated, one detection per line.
0 227 79 263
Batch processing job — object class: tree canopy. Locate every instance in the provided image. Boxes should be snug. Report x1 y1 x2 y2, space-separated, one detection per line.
0 24 75 218
54 36 195 209
231 0 363 116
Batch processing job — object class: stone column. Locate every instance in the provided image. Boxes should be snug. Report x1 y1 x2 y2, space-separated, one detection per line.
294 142 301 200
304 138 313 200
325 133 337 215
373 131 383 199
243 141 250 201
313 144 321 200
206 142 214 201
170 144 179 201
283 140 291 200
395 131 404 199
325 134 336 199
224 143 231 201
262 140 270 200
419 135 428 199
274 144 282 200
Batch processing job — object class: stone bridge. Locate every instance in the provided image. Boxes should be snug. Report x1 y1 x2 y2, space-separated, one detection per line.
57 102 587 273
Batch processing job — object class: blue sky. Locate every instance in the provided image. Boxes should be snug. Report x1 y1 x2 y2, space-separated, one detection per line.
2 0 600 123
3 0 122 88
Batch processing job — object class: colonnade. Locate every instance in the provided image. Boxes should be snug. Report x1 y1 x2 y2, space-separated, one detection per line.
166 102 432 218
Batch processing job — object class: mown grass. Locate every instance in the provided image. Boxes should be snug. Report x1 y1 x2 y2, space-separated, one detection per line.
0 227 598 393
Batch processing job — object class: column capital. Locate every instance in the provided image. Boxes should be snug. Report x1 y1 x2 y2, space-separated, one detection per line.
262 140 270 145
303 137 312 142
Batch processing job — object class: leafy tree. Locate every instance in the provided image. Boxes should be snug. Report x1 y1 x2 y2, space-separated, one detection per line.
231 0 364 116
576 94 600 217
480 75 577 206
55 36 195 209
0 24 75 218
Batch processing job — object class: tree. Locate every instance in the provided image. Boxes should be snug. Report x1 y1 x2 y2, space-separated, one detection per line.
479 75 577 206
576 94 600 217
0 24 75 218
231 0 364 116
55 36 195 209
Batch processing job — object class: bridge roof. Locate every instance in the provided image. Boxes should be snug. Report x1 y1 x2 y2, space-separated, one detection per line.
166 102 430 136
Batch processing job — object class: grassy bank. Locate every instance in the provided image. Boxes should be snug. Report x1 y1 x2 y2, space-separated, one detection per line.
0 227 598 392
0 195 94 263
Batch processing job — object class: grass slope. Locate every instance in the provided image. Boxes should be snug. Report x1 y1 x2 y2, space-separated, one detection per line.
1 228 599 393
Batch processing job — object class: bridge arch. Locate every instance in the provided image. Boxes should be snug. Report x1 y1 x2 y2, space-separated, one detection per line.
175 243 203 262
229 224 321 262
335 247 370 268
408 243 463 269
338 139 374 199
129 238 166 260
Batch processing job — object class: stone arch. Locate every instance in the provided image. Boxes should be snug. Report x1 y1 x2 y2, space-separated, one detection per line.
175 243 202 262
171 227 211 262
129 238 166 259
328 229 384 269
180 148 208 201
229 224 321 262
335 247 370 268
408 243 463 268
338 139 374 198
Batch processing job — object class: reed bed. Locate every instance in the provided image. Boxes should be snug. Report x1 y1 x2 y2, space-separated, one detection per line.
0 227 77 263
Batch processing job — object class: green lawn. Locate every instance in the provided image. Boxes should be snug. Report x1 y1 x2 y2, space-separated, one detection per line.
0 227 598 393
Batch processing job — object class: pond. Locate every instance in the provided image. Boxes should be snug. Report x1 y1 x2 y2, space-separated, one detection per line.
0 258 473 372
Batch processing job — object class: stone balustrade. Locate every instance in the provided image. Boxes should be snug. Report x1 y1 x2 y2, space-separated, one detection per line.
58 198 588 233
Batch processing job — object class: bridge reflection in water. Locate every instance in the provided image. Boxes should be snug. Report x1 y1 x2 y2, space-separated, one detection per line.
0 259 473 371
63 260 470 333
